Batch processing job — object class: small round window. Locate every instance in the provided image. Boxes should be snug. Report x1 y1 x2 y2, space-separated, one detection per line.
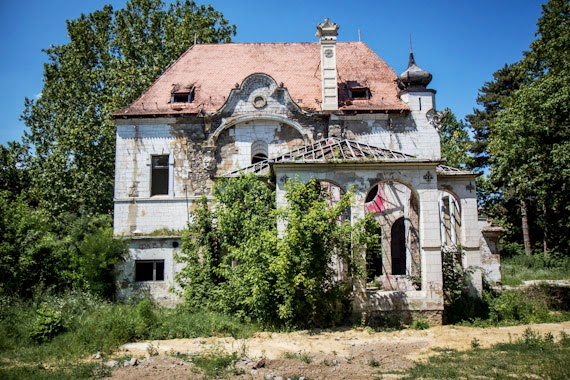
253 95 266 109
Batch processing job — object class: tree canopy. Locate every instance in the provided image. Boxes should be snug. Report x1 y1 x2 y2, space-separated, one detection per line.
21 0 236 217
469 0 570 255
0 0 236 298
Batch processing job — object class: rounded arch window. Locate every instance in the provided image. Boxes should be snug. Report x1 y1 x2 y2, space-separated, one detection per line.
251 140 268 164
439 190 461 247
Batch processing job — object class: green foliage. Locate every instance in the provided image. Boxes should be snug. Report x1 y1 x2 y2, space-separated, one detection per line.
191 348 240 379
441 246 472 306
177 175 364 328
465 63 526 172
0 205 127 299
273 178 354 326
21 0 236 217
486 291 550 324
501 251 570 284
29 304 65 343
464 0 570 255
410 318 430 330
283 351 313 364
395 331 570 380
0 292 257 379
439 108 473 169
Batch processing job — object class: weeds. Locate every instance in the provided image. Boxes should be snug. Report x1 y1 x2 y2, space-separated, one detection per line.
0 292 258 380
283 350 313 364
394 330 570 379
470 337 480 349
501 252 570 286
191 348 240 379
368 357 380 367
410 318 430 330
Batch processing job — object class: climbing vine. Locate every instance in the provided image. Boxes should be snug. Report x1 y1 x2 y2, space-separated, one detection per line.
177 174 372 327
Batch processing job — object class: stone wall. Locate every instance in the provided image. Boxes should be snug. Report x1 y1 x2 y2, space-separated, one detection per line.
115 237 183 306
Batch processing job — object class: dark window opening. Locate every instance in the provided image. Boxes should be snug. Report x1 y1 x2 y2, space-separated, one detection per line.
151 155 169 196
171 87 195 103
349 87 370 99
135 260 165 281
365 184 378 203
366 228 382 282
252 152 268 164
391 217 406 275
172 241 179 248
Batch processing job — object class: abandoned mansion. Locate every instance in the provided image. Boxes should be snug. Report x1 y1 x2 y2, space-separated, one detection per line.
112 19 502 324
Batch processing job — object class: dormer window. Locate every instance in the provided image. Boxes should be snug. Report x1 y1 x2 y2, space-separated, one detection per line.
170 84 195 103
349 86 370 100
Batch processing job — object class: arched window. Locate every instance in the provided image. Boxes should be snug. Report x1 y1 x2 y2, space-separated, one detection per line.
251 140 268 164
439 191 461 247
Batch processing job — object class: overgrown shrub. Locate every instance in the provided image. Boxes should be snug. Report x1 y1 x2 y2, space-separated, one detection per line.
177 175 363 328
29 303 65 343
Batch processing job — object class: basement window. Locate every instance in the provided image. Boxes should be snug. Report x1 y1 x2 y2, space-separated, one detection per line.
151 155 169 196
135 260 165 281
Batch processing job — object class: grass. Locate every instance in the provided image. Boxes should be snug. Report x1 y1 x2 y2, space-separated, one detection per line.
191 348 242 379
501 252 570 286
381 329 570 379
283 350 313 364
0 291 258 380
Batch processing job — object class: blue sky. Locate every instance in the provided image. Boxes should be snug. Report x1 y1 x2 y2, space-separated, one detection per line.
0 0 543 145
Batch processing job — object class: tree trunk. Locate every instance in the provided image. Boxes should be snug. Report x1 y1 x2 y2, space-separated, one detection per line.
543 202 548 256
521 198 532 256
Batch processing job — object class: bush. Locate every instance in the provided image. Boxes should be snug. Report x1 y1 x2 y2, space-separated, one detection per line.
177 175 360 328
29 304 65 343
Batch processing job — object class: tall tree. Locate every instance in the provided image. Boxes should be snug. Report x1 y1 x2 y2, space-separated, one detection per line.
439 108 473 169
465 63 526 172
21 0 235 216
488 0 570 255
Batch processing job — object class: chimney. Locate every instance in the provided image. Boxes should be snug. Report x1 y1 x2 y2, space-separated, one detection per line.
316 18 339 111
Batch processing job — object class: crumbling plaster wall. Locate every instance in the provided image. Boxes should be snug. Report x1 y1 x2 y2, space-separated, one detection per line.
115 237 184 306
338 90 441 160
114 119 214 235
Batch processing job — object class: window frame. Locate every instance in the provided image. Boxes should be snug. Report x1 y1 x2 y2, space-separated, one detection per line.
150 154 169 197
134 260 165 282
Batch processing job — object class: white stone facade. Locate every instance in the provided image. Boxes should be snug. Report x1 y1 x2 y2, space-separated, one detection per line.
112 20 500 323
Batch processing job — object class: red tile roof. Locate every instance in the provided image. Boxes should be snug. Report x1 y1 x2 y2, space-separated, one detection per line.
113 42 408 118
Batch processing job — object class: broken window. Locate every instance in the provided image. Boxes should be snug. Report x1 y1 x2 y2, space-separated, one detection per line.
391 217 406 275
439 191 461 247
346 81 370 100
135 260 165 281
366 227 382 282
251 140 268 164
349 86 370 99
151 155 169 196
171 85 195 103
252 152 268 164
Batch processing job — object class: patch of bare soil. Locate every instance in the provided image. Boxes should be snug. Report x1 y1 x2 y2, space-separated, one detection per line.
105 321 570 380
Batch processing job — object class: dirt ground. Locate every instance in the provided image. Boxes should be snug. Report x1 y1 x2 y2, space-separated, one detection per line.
105 321 570 380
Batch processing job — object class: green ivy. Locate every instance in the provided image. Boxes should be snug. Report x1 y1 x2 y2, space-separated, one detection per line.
176 175 373 328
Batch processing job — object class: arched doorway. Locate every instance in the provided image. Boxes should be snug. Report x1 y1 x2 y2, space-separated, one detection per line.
391 217 406 275
364 181 420 289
